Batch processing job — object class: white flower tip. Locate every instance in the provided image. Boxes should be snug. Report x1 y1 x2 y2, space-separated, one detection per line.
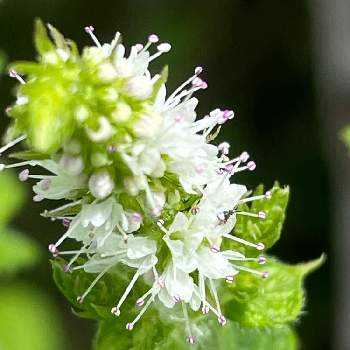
157 43 171 52
262 271 269 279
126 323 134 331
258 256 267 265
187 336 196 345
148 34 159 43
195 66 203 75
111 307 121 316
18 169 29 181
84 25 94 33
247 161 256 171
0 164 5 171
265 191 272 199
256 242 265 251
258 211 266 219
218 315 227 326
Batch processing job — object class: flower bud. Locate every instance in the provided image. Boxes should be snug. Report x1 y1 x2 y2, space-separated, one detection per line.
88 170 115 199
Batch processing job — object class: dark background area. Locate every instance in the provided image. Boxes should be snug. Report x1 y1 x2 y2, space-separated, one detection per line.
0 1 335 349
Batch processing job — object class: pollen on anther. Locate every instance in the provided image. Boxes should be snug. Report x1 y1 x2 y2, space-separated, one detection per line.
262 271 269 279
84 25 94 33
258 211 266 219
195 66 203 75
256 242 265 251
157 43 171 52
258 256 267 265
126 323 134 331
187 335 196 345
111 307 121 316
247 161 256 171
148 34 159 43
136 298 145 307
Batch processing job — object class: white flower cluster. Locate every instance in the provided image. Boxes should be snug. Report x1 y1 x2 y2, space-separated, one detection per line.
2 26 271 344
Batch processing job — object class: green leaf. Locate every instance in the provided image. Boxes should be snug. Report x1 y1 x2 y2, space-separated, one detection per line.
34 18 55 55
0 229 40 274
223 255 325 327
231 182 289 255
340 126 350 149
204 323 298 350
0 172 26 226
0 283 66 350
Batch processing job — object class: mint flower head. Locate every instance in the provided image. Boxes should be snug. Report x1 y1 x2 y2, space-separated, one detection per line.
1 20 274 344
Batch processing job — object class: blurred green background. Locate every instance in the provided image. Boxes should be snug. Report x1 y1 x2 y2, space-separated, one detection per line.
0 1 342 349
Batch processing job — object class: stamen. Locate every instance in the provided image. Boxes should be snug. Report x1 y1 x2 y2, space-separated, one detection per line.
112 270 140 316
235 211 266 220
148 43 172 62
182 302 195 345
8 70 26 84
116 223 129 242
84 25 102 48
126 294 154 330
240 193 271 204
44 199 82 217
166 67 204 106
0 134 26 155
235 265 269 278
209 279 222 315
77 266 110 303
223 233 265 251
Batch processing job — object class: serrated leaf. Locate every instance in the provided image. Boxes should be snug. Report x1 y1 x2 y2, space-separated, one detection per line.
231 182 289 255
0 229 40 274
223 256 325 327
